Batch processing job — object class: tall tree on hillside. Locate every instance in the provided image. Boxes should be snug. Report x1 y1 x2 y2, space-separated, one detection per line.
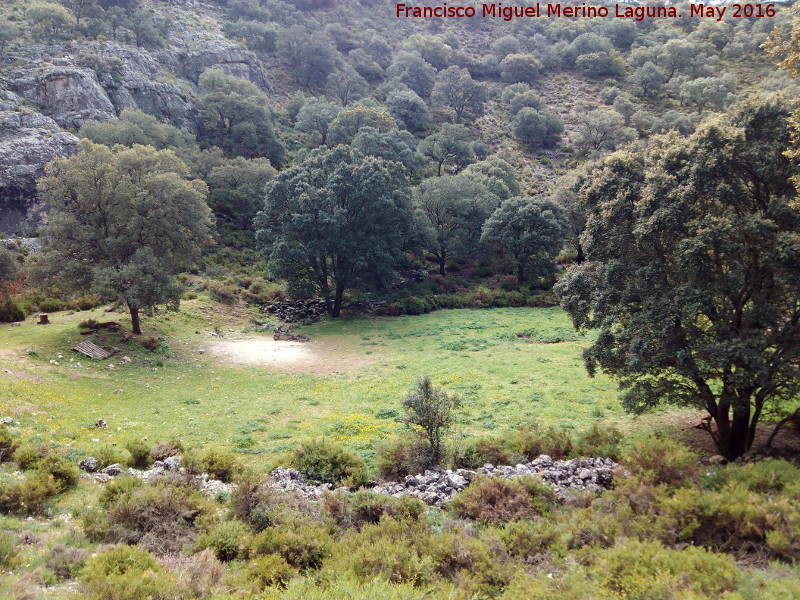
35 141 213 335
481 197 566 285
420 124 476 176
555 101 800 460
431 66 488 123
196 69 285 165
256 146 412 318
414 175 496 276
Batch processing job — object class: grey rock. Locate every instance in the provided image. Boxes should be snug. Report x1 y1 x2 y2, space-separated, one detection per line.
78 457 99 473
0 417 13 425
164 456 181 471
95 419 107 428
101 463 122 476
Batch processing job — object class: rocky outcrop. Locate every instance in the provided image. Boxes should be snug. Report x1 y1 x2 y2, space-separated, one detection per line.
0 97 79 233
181 43 274 92
7 67 116 130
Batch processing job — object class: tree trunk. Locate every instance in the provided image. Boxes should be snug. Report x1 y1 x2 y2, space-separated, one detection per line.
576 242 585 264
714 402 752 461
129 304 142 335
517 262 525 285
439 251 446 276
331 282 345 318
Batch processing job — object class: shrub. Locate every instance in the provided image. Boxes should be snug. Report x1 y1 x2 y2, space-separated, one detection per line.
72 294 103 310
500 519 561 560
90 481 206 554
328 517 436 585
402 377 461 470
248 553 297 590
38 297 66 312
0 472 59 515
508 422 573 461
98 475 143 508
186 549 225 598
233 471 317 532
46 544 89 580
0 296 26 322
150 441 180 462
573 422 623 460
13 444 48 470
375 437 430 481
205 280 238 303
200 448 239 482
80 544 178 600
451 477 536 525
621 435 700 486
195 519 250 562
36 454 78 492
125 438 153 469
0 425 18 462
250 521 333 571
457 437 511 468
288 438 369 488
325 489 425 529
95 445 126 469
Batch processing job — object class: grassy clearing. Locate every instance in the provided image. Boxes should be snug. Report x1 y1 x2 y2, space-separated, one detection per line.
0 300 638 470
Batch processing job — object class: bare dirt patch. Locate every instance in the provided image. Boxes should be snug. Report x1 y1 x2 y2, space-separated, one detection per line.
203 337 373 375
0 349 42 381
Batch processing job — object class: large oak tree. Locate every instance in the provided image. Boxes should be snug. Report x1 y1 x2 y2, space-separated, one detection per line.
36 141 213 335
555 101 800 460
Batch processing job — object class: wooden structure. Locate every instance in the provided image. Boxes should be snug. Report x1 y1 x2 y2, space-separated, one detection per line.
73 341 112 360
37 314 50 325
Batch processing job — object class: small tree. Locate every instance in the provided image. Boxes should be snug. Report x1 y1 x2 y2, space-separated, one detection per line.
420 124 476 176
431 66 488 122
403 376 461 469
294 97 341 146
326 66 370 106
512 107 564 150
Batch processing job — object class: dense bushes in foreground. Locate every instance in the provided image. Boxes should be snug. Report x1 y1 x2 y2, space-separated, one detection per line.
2 426 800 599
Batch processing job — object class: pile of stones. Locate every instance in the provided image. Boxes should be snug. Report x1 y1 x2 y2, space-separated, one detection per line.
270 455 619 507
262 299 328 323
78 454 235 497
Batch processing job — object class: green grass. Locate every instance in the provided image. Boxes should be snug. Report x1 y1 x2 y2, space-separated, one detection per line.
0 301 623 468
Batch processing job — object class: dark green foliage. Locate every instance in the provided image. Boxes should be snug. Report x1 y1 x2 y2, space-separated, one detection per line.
294 97 340 146
46 544 89 580
326 103 396 146
512 108 564 149
206 157 276 231
124 438 153 468
402 376 461 469
250 521 333 570
500 54 541 83
256 146 412 317
508 422 574 460
0 425 18 463
195 519 249 561
287 438 369 487
420 124 476 176
0 296 25 323
201 448 239 482
431 66 488 122
556 100 800 460
351 127 425 175
196 69 285 164
0 472 59 515
35 140 213 335
224 20 278 54
481 196 566 284
386 51 436 97
13 444 48 470
36 454 79 492
375 436 430 480
385 88 429 132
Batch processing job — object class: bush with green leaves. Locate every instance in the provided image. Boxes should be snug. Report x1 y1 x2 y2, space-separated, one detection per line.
451 476 541 525
249 553 297 590
0 425 18 463
250 521 334 571
80 544 178 600
287 438 369 488
0 472 59 515
620 435 700 487
199 448 239 482
124 438 153 469
402 377 461 470
195 519 250 562
37 454 79 492
507 422 574 461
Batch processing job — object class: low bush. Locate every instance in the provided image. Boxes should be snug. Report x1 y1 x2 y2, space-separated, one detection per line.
38 297 66 312
72 294 103 310
186 549 225 598
0 296 26 322
573 422 623 460
125 439 153 469
13 444 48 470
150 441 180 462
0 472 59 515
323 489 425 529
375 437 430 481
250 521 333 571
507 422 573 461
232 471 317 532
95 445 126 469
80 544 178 600
86 481 206 554
248 553 297 590
45 544 89 580
200 448 239 482
195 519 250 562
621 435 700 486
457 437 511 468
37 454 79 492
287 438 369 488
0 425 18 462
451 477 537 525
500 519 561 561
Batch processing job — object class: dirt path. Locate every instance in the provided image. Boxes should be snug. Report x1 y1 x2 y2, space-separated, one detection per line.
203 337 373 375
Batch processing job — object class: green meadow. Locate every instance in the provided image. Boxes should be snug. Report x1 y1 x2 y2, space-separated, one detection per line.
0 301 630 468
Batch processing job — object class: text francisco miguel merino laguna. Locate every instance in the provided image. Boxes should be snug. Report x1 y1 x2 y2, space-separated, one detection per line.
396 3 776 21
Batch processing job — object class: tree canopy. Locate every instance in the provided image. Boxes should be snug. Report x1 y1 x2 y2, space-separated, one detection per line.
555 101 800 460
35 141 213 335
256 146 412 317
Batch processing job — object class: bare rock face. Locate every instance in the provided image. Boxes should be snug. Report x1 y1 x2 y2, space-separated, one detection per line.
181 43 275 92
0 96 79 233
8 67 116 130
